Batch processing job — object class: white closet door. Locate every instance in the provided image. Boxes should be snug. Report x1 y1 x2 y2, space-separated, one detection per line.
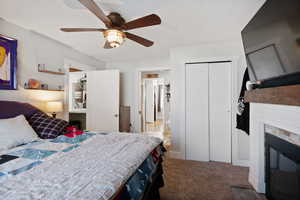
186 63 210 161
209 62 232 163
87 70 120 132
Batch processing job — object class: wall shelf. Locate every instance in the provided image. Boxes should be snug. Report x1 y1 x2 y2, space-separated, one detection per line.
69 109 87 114
24 88 64 92
244 85 300 106
38 69 65 75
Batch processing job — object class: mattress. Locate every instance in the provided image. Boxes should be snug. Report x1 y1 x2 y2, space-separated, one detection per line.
0 132 162 200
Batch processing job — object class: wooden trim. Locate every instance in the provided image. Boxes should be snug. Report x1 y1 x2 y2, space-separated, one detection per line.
244 85 300 106
38 69 65 75
144 74 159 78
24 88 64 92
69 68 82 72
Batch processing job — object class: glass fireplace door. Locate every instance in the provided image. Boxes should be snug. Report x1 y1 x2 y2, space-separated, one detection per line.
265 133 300 200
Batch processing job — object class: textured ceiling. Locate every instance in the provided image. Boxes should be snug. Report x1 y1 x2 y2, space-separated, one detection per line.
0 0 265 62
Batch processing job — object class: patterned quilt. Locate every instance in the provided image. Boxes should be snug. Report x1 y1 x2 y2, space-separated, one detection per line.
0 132 162 200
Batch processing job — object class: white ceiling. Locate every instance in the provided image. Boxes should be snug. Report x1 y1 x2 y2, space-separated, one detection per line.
0 0 264 62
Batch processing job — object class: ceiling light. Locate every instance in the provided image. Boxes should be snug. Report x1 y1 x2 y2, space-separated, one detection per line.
103 29 125 48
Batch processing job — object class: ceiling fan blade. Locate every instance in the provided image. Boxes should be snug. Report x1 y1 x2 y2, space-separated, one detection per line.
60 28 105 32
122 14 161 31
125 32 154 47
78 0 112 28
104 41 113 49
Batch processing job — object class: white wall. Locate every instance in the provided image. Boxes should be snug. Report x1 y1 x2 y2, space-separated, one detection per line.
0 19 105 114
169 37 250 163
107 37 251 165
106 57 170 132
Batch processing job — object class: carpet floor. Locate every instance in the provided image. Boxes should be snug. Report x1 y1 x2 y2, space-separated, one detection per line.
160 158 264 200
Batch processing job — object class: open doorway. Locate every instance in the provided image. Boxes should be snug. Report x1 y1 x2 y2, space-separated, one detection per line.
140 70 171 149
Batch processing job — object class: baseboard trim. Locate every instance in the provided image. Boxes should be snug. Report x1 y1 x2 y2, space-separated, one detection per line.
233 160 250 167
249 172 266 194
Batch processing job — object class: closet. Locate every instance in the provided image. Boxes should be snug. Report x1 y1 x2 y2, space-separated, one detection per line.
185 62 232 163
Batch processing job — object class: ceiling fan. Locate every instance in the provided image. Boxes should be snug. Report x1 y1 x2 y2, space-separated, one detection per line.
60 0 161 49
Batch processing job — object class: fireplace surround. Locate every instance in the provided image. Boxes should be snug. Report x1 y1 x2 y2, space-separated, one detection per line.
265 126 300 200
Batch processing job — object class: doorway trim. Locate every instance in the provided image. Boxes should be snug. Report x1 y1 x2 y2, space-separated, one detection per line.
179 56 244 166
134 67 172 133
63 58 97 121
185 61 233 163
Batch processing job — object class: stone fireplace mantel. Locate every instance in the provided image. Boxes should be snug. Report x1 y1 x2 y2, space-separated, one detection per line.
249 102 300 193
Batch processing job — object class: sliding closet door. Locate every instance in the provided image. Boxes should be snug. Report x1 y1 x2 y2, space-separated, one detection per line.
209 62 232 163
186 63 210 161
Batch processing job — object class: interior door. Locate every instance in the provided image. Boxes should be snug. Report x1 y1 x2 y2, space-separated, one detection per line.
185 63 210 161
141 80 146 132
87 70 120 132
209 62 232 163
145 79 155 123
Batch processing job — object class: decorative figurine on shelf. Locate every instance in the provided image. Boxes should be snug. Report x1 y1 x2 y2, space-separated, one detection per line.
41 84 48 90
37 64 46 71
27 79 41 89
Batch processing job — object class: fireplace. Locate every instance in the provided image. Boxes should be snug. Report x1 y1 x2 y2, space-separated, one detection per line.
265 126 300 200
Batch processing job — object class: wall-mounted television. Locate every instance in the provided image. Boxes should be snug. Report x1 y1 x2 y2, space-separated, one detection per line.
241 0 300 88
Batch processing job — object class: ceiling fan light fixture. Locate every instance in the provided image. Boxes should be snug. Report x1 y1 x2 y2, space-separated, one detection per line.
104 29 125 48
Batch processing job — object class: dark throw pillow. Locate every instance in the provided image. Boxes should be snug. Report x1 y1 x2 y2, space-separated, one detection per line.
27 112 68 139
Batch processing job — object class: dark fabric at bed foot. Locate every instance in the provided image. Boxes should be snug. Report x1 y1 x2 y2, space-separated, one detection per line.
117 149 164 200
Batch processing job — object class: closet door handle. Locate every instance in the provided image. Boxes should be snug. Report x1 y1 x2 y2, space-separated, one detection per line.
114 114 119 118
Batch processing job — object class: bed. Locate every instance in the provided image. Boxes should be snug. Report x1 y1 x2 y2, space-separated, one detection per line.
0 101 165 200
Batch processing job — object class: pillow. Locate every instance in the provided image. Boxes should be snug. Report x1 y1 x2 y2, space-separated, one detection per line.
0 101 40 119
27 112 68 139
0 115 39 151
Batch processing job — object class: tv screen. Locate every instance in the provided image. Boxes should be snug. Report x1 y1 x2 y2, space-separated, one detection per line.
241 0 300 82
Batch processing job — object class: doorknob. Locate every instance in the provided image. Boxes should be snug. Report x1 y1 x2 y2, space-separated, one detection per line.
114 114 119 117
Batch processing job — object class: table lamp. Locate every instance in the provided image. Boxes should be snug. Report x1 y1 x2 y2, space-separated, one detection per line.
46 101 63 118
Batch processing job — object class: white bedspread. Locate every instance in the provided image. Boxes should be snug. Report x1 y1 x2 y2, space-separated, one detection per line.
0 132 161 200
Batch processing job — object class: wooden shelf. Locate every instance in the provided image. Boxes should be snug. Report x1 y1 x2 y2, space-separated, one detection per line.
69 109 87 113
69 68 82 72
25 88 64 92
38 69 65 75
244 85 300 106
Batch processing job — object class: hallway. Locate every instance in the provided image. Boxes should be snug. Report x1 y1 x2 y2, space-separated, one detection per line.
145 120 171 149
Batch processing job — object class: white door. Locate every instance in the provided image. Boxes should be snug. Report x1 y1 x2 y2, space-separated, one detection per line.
209 62 232 163
186 63 210 161
145 79 155 123
141 81 146 132
87 70 120 132
185 62 232 163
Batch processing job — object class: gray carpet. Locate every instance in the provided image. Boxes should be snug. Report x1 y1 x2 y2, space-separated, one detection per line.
160 158 266 200
231 186 261 200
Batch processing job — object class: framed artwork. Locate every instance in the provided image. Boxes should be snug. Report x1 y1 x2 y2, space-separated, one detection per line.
0 34 17 90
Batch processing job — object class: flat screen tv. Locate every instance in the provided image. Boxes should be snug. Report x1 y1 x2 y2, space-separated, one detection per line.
241 0 300 88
